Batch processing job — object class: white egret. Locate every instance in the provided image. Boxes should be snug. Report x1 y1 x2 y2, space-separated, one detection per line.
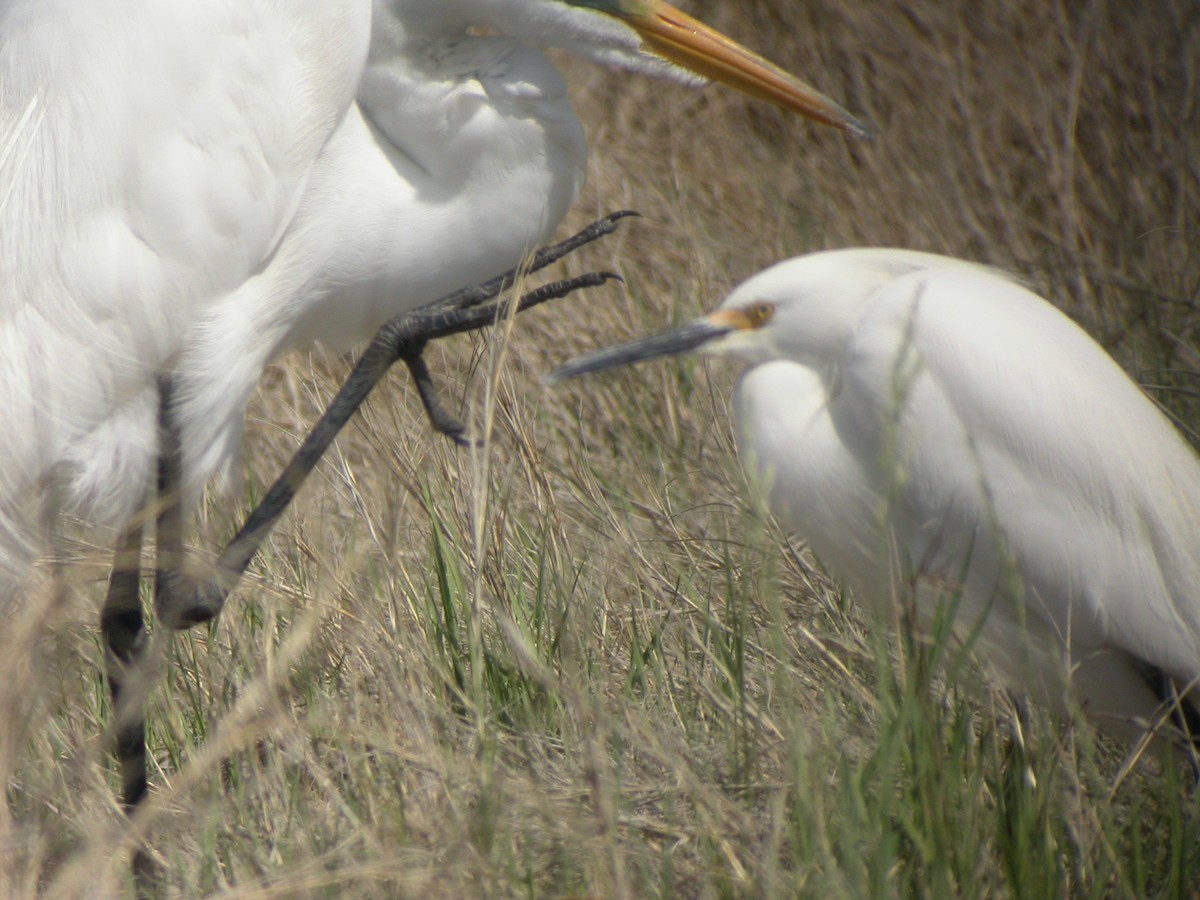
0 0 865 595
550 249 1200 748
0 0 865 846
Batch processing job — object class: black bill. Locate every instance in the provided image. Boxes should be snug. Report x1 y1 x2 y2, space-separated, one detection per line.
546 317 731 383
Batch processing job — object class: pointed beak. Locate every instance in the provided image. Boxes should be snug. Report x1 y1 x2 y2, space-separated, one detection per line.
546 314 733 383
614 1 869 137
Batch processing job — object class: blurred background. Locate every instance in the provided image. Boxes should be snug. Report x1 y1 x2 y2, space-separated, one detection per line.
13 2 1200 895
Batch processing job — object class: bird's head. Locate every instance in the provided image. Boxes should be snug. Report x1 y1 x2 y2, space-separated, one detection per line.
547 251 929 381
378 0 868 136
545 279 785 382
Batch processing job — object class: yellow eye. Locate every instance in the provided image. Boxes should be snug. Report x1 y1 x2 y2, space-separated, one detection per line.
746 302 775 326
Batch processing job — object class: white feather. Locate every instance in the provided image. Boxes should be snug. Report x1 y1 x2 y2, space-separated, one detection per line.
725 250 1200 740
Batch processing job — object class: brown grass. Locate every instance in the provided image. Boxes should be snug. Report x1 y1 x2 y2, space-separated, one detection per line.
6 1 1200 896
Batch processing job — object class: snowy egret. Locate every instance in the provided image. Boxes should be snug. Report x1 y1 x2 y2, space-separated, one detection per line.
550 249 1200 748
0 0 865 838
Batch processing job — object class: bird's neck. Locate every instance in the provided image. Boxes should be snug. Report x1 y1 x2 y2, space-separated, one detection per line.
359 33 587 189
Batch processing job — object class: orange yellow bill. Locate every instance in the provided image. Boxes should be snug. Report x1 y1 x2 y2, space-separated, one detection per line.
612 0 869 136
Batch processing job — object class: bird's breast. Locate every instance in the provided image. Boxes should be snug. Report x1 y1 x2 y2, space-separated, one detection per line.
283 38 589 350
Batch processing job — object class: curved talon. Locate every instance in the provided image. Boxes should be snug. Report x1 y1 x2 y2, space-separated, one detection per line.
401 345 478 447
523 210 641 275
155 556 232 629
155 570 227 629
443 424 478 449
429 408 470 448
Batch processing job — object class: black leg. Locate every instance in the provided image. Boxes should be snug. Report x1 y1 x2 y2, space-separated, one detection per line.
1135 659 1200 772
153 376 203 629
153 211 631 629
125 210 630 894
100 520 147 811
397 268 622 446
100 518 160 893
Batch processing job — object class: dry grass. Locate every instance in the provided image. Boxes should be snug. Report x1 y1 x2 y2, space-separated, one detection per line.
5 1 1200 896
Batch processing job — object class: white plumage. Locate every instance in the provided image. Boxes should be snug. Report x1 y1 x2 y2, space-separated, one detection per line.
0 0 861 594
1 2 370 583
551 249 1200 745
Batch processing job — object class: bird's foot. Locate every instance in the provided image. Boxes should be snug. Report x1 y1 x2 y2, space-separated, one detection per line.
154 567 233 630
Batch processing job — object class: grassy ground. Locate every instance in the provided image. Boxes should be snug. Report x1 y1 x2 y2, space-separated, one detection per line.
6 1 1200 896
